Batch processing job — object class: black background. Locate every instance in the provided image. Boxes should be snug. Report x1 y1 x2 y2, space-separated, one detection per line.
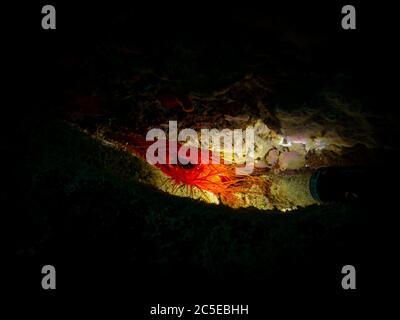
6 0 399 316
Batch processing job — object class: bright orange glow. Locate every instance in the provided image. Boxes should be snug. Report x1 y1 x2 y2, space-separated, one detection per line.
119 133 267 207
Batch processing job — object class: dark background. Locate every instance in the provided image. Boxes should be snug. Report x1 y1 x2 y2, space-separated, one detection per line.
6 0 398 315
